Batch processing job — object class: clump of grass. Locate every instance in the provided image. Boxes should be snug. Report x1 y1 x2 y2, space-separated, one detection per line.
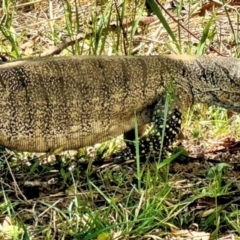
0 0 20 58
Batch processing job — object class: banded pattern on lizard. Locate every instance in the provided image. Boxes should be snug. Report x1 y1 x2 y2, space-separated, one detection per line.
0 55 240 156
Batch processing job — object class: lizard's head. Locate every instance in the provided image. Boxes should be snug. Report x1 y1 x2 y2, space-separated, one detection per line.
182 56 240 112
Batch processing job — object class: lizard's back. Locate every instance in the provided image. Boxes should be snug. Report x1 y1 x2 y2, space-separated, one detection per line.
0 56 163 152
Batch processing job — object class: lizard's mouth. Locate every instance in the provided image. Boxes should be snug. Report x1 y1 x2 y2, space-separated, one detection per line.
194 90 240 113
212 91 240 113
226 105 240 113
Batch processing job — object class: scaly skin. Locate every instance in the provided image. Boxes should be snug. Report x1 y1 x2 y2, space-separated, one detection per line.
0 55 240 152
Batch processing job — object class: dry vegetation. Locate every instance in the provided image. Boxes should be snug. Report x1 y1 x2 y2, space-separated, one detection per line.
1 0 240 239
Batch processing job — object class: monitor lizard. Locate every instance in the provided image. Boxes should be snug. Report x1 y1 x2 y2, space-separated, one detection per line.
0 55 239 158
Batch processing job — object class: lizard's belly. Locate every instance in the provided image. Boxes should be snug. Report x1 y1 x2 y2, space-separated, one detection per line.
0 107 152 152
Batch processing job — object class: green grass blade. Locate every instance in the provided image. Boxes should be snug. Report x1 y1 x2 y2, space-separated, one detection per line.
196 15 215 55
146 0 181 52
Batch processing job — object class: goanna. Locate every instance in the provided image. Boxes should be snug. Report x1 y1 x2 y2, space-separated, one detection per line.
0 55 240 156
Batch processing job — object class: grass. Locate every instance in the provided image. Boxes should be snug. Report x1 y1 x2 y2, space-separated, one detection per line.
1 0 240 239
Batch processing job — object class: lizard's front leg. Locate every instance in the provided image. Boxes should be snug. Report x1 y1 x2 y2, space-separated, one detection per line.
114 97 182 163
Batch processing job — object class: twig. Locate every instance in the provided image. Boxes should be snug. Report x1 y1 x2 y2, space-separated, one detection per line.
40 33 86 57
